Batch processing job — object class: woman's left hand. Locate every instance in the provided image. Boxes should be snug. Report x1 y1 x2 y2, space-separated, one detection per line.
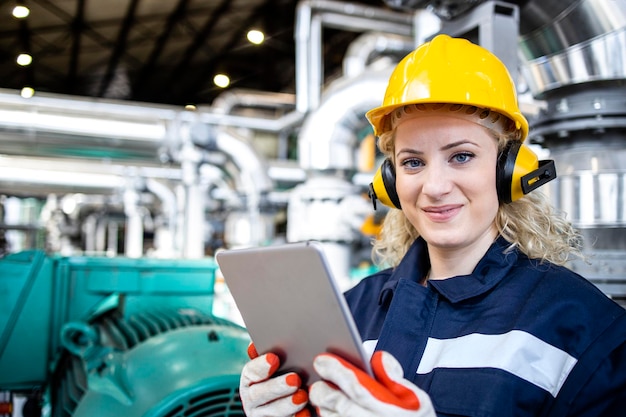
309 350 436 417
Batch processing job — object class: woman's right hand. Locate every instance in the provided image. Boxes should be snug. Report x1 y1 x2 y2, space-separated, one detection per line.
239 343 311 417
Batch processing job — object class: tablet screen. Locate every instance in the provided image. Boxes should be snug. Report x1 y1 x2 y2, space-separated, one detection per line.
216 241 372 385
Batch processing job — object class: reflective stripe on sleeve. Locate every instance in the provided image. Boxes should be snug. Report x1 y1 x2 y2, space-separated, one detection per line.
416 330 578 397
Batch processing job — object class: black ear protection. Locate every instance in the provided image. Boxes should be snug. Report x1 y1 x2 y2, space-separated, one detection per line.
368 141 557 209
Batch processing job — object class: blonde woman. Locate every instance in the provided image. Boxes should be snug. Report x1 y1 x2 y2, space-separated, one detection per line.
239 35 626 417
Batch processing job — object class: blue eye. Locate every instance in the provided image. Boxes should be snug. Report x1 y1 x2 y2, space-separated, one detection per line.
401 158 424 169
452 152 474 163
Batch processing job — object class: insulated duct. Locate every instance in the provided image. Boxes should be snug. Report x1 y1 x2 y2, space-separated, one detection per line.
342 32 417 78
298 68 392 171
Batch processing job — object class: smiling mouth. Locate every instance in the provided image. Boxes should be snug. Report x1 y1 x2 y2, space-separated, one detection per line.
422 205 462 220
423 205 460 213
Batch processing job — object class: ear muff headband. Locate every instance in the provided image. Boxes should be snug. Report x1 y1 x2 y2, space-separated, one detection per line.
369 142 557 209
496 141 521 203
368 158 401 209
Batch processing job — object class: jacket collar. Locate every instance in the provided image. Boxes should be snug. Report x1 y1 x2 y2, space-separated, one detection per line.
380 236 519 305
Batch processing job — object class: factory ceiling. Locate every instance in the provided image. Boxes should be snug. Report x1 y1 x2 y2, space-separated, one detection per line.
0 0 387 108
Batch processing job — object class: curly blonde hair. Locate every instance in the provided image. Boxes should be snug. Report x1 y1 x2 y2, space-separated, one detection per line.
371 115 584 268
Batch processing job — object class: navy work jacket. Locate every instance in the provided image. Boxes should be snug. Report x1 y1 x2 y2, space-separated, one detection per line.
345 236 626 417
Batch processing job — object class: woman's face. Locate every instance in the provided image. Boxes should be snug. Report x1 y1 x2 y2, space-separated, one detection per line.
394 114 500 252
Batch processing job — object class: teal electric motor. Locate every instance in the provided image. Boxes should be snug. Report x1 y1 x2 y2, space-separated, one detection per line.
0 251 250 417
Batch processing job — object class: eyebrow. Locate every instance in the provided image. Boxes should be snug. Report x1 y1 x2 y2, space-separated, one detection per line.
441 139 478 150
396 139 478 158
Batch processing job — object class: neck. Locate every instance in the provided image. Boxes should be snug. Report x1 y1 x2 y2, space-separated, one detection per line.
426 233 498 280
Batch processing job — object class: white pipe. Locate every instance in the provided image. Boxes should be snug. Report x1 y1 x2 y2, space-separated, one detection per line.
0 165 126 194
298 69 392 170
0 87 304 165
145 178 178 255
342 32 414 78
0 155 180 194
178 141 206 259
123 186 143 258
295 0 413 113
211 89 296 114
214 129 274 195
107 222 119 257
83 214 98 253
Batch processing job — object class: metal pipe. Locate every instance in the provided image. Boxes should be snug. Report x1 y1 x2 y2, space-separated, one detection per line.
294 0 413 113
0 155 180 195
210 89 296 115
298 69 392 171
145 178 178 255
0 165 126 196
342 32 414 78
0 88 304 165
123 185 143 258
214 129 274 194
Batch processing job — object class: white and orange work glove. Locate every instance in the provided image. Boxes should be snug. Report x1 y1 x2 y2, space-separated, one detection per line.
309 351 436 417
239 343 311 417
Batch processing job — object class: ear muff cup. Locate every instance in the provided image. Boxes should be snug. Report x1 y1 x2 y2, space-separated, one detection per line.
368 158 401 209
369 142 557 209
497 141 557 203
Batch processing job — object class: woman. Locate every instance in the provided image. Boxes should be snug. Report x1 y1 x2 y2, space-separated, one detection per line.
239 35 626 417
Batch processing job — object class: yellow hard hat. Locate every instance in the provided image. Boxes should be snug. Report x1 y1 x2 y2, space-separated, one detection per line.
365 34 528 140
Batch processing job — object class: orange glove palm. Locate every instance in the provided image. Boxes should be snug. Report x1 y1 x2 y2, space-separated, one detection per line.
309 351 436 417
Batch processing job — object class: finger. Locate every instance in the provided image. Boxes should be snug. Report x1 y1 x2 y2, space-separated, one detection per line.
250 388 309 417
295 408 312 417
242 372 303 410
309 381 373 417
241 353 281 386
248 342 259 359
313 354 392 401
292 389 309 408
371 351 420 410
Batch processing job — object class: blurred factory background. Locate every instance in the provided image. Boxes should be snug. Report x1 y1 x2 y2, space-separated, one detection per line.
0 0 625 416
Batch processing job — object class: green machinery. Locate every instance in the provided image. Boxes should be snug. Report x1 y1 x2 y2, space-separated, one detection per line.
0 251 250 417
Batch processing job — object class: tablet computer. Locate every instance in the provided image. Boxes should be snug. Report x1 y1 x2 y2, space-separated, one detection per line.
215 241 372 385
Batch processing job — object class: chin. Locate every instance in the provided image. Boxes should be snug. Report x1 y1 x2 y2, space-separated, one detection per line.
422 233 465 249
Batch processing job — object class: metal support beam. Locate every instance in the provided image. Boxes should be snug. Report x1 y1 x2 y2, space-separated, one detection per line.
438 1 519 83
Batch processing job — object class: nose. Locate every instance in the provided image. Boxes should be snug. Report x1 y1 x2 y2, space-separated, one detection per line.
421 162 453 200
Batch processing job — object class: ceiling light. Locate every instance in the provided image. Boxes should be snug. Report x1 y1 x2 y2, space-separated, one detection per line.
16 53 32 66
247 30 265 45
213 74 230 88
20 87 34 98
12 6 30 19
